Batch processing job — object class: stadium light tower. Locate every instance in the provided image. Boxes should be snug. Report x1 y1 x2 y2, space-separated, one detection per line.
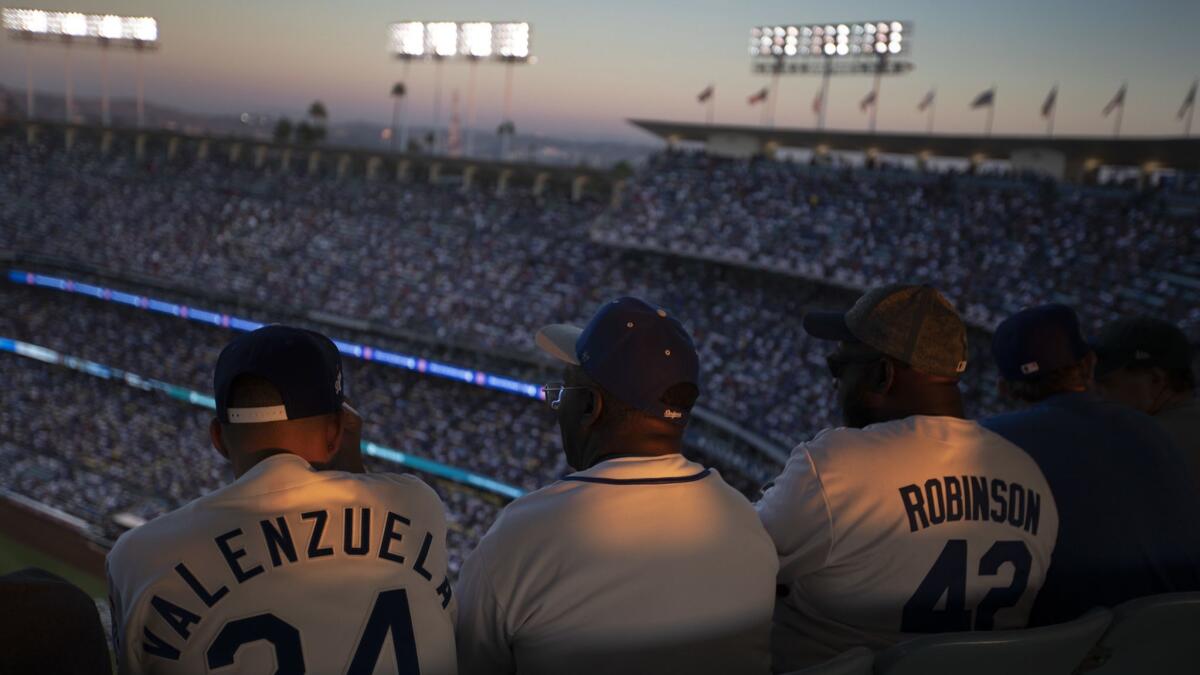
749 20 912 132
2 8 158 126
388 20 532 159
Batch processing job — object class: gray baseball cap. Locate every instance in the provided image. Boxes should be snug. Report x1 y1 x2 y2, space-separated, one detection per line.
804 284 969 378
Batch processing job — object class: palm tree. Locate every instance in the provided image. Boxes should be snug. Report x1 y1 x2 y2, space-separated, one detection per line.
307 100 328 143
273 117 293 144
390 82 407 152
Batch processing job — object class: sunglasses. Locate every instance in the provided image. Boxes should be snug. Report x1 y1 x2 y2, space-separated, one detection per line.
825 351 885 379
540 383 591 410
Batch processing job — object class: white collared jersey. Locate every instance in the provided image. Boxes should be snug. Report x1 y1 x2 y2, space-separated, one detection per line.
107 454 457 675
455 454 779 675
756 416 1059 669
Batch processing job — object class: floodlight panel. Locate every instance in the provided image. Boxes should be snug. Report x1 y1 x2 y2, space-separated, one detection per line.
750 20 908 59
130 16 157 41
389 21 425 56
426 21 458 57
98 14 122 39
493 22 529 59
460 22 492 57
3 8 157 42
3 8 48 33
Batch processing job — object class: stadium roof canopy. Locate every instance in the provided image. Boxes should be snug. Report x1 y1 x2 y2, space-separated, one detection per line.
628 118 1200 181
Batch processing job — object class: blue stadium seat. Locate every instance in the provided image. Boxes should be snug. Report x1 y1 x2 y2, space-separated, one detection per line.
1080 592 1200 674
779 646 872 675
874 609 1112 675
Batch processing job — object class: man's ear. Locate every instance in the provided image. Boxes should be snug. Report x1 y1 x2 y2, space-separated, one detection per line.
210 418 230 460
324 411 345 463
873 359 895 395
582 387 603 427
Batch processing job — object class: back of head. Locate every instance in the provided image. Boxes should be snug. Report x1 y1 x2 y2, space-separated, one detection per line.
1093 316 1195 407
536 297 701 468
803 283 968 426
211 325 346 474
991 304 1093 403
218 375 336 458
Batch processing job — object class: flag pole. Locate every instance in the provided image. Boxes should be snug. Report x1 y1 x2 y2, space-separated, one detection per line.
985 87 995 138
768 60 782 128
1047 86 1056 138
818 57 832 130
1114 83 1125 139
706 84 715 126
927 94 935 135
868 60 883 133
1187 97 1195 138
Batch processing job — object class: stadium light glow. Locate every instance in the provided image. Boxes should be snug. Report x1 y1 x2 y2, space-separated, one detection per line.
389 21 425 56
460 22 492 58
426 21 457 57
2 8 158 43
751 20 908 59
494 21 530 59
388 21 532 62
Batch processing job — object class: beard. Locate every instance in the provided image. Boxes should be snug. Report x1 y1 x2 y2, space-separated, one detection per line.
840 393 876 429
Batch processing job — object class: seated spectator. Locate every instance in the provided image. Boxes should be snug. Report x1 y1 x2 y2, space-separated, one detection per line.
983 304 1200 626
757 284 1058 670
1092 316 1200 479
455 297 778 675
0 567 111 675
107 326 457 674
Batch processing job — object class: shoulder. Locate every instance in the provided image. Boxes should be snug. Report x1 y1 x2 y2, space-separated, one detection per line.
799 418 921 459
331 471 447 517
109 498 198 570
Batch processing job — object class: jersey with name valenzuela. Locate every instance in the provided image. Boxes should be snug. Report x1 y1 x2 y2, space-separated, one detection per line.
756 416 1059 668
107 453 456 675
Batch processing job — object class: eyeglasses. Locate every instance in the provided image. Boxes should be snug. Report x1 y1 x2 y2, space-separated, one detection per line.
541 383 591 410
825 351 884 379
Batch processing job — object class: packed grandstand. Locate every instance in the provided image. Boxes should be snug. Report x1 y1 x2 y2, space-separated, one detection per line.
1 125 1197 575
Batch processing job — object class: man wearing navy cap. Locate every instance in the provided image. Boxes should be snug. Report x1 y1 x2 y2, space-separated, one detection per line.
455 297 778 675
1092 316 1200 480
983 305 1200 626
108 325 458 674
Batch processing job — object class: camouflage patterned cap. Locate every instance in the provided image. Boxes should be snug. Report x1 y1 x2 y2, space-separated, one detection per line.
803 284 969 378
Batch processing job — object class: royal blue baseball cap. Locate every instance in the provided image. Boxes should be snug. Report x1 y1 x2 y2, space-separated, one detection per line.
991 304 1091 382
535 297 700 424
214 325 344 424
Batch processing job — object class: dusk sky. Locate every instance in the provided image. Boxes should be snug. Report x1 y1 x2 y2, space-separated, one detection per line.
1 0 1197 142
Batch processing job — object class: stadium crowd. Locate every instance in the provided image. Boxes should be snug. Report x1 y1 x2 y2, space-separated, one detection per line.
606 152 1200 337
1 135 1022 454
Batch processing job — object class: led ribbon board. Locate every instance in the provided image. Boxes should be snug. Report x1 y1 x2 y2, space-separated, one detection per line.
0 335 525 499
8 270 544 401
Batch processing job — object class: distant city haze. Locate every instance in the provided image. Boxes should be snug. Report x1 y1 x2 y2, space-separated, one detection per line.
1 0 1197 142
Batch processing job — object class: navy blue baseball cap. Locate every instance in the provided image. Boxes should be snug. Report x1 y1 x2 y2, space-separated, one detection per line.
991 304 1091 382
535 297 700 424
214 325 344 424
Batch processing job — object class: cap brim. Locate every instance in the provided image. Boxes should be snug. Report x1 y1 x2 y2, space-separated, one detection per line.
535 324 582 365
802 312 859 343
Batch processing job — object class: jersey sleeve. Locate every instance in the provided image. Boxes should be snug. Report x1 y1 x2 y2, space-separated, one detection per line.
106 542 142 675
454 541 515 675
755 439 835 583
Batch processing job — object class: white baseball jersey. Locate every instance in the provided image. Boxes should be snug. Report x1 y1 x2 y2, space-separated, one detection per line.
756 416 1059 670
455 454 779 675
107 453 457 674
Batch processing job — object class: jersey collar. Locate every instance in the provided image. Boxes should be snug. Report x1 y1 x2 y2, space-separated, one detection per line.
225 452 327 497
562 454 711 485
